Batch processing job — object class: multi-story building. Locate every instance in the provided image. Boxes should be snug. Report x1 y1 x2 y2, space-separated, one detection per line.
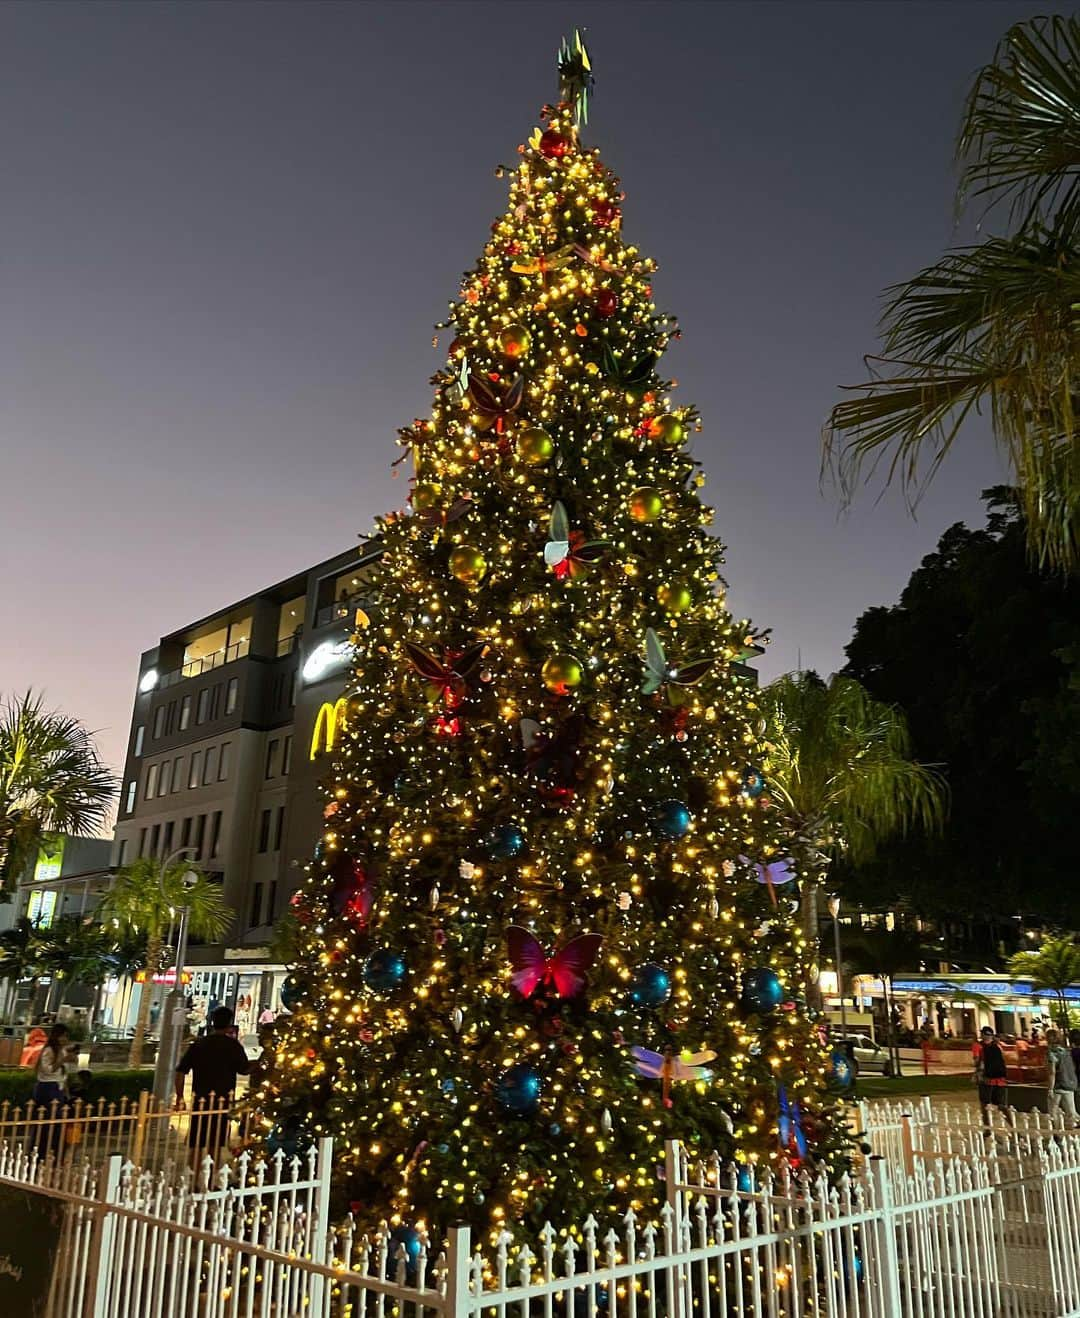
110 541 380 1032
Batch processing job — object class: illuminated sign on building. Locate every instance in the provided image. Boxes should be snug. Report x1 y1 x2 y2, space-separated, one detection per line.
134 969 192 985
310 698 349 760
33 837 66 883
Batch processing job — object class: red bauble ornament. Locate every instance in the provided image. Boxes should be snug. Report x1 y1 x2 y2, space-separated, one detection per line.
592 199 619 227
538 129 570 160
596 289 618 318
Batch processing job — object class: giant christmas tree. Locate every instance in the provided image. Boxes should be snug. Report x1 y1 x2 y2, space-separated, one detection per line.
264 36 845 1238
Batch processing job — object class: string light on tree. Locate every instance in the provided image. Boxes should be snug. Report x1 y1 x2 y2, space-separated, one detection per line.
261 29 846 1241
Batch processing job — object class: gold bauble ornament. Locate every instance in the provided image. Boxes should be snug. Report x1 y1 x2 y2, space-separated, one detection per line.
651 414 685 446
518 426 554 466
412 481 441 512
499 324 531 359
541 655 583 694
628 487 663 523
449 545 487 586
657 580 693 614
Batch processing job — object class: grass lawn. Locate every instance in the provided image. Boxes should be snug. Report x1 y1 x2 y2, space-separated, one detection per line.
855 1072 974 1099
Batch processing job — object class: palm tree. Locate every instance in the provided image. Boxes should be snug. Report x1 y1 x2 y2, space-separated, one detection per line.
39 916 119 1016
0 917 47 1022
825 16 1080 571
759 672 946 998
99 857 232 1067
1008 937 1080 1028
0 691 117 891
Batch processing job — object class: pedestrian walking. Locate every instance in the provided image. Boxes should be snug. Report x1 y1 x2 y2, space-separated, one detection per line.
174 1006 251 1168
1045 1028 1079 1125
973 1025 1009 1125
33 1023 73 1159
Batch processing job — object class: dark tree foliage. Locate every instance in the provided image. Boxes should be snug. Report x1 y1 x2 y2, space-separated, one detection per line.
840 489 1080 928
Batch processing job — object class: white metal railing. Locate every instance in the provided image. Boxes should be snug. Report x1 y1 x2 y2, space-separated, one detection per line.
7 1124 1080 1317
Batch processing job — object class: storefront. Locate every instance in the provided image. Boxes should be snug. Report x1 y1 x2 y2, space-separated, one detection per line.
187 947 290 1042
848 973 1080 1039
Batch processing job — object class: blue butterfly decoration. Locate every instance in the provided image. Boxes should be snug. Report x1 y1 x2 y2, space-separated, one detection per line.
778 1085 808 1160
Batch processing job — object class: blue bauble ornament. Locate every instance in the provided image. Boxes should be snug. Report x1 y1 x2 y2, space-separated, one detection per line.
389 1226 423 1278
830 1049 854 1090
735 1164 755 1193
629 962 671 1008
280 976 302 1011
495 1062 543 1115
266 1118 312 1159
741 766 766 799
653 799 692 838
742 967 784 1013
486 822 527 859
363 949 407 991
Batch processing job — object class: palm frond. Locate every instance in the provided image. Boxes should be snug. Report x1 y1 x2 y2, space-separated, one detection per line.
958 15 1080 230
99 857 233 944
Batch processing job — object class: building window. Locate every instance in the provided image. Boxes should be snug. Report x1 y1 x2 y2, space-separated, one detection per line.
167 700 179 735
265 739 280 780
209 684 222 720
153 706 166 739
162 820 174 854
225 678 239 715
125 780 137 814
250 883 264 929
218 743 231 782
179 696 192 731
191 815 206 859
272 805 285 852
282 736 293 777
188 752 202 789
209 810 223 860
138 828 148 857
172 757 184 792
258 809 271 854
196 688 210 725
289 672 297 707
157 761 171 797
150 823 161 855
116 838 128 868
133 726 145 757
203 745 219 785
145 763 159 800
267 881 278 924
180 817 191 847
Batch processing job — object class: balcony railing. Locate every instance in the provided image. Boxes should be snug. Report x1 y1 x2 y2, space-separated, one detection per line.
158 640 250 688
315 592 374 629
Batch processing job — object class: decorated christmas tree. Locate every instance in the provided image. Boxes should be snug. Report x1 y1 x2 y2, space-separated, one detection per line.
264 35 846 1238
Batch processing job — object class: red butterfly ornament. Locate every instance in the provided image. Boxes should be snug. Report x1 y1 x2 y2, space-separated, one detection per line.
507 926 602 999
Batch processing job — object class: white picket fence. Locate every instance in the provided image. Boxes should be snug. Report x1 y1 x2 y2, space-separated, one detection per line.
10 1108 1080 1318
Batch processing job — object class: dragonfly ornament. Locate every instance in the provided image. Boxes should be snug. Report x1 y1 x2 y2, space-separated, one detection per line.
631 1046 717 1109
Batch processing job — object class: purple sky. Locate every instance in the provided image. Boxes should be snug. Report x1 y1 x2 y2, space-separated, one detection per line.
3 1 1056 783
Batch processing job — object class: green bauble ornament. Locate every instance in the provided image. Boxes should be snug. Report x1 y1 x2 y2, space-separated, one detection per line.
657 581 692 614
628 488 663 523
651 414 685 446
541 655 583 694
449 545 487 587
518 427 554 466
412 481 441 512
499 324 531 359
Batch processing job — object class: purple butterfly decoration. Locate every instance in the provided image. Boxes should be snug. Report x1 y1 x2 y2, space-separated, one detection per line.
740 855 796 907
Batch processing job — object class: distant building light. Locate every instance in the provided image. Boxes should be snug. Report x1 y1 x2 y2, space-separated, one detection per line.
138 668 159 694
302 640 351 684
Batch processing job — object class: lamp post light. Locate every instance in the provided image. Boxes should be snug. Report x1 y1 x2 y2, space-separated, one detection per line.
152 847 200 1103
827 894 849 1042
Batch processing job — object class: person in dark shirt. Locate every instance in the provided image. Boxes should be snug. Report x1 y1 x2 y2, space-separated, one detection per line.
175 1005 251 1165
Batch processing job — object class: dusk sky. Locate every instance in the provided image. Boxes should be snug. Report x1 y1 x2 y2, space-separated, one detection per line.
3 0 1061 785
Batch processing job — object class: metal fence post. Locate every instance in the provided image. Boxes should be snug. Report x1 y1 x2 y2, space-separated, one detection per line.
131 1089 151 1168
307 1136 335 1318
444 1225 472 1318
900 1113 916 1176
868 1158 905 1316
85 1153 123 1318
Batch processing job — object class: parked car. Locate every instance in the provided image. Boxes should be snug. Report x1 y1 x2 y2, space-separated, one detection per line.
835 1033 894 1076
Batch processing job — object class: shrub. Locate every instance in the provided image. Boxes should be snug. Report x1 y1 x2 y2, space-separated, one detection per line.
0 1068 154 1106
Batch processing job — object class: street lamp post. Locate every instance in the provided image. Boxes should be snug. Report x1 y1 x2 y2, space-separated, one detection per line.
152 847 200 1103
827 895 849 1042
